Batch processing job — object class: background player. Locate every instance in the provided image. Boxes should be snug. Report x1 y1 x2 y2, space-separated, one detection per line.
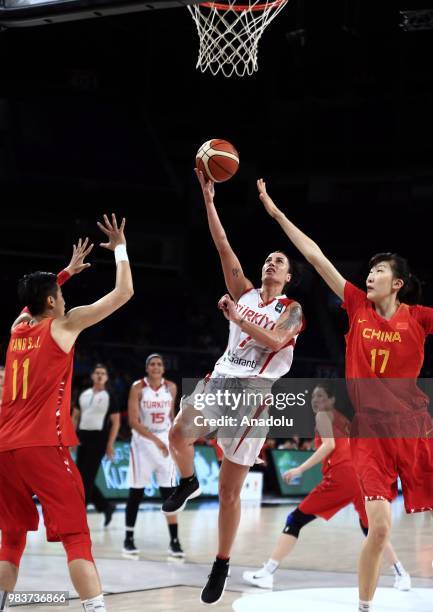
257 179 433 612
0 214 133 612
243 383 410 592
72 363 120 528
162 169 304 605
123 353 184 558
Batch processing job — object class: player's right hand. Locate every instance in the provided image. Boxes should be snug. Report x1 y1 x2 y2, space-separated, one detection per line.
156 440 169 458
97 213 126 251
65 237 94 276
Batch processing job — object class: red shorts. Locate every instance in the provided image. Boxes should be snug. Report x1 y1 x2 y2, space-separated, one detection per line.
351 436 433 513
0 446 90 540
299 462 368 527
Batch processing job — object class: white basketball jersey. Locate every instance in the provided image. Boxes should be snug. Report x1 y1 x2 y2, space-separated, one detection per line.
213 288 301 379
133 378 173 438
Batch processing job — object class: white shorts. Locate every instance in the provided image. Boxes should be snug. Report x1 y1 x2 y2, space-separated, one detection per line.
128 433 176 489
181 375 273 467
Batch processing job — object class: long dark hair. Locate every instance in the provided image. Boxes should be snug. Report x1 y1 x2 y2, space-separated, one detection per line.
369 253 422 305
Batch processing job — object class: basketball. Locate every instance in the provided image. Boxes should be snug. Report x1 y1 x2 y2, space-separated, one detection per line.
196 139 240 183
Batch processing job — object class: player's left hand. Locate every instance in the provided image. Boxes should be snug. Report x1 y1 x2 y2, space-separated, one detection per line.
65 237 94 276
218 294 241 325
106 444 115 460
257 178 281 219
195 168 215 205
282 467 302 484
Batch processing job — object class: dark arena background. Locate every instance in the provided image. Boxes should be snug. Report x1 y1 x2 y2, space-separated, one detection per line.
0 1 432 611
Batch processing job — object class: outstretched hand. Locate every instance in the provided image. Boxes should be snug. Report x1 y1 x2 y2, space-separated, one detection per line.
195 168 215 205
257 178 281 219
65 237 94 276
97 213 126 251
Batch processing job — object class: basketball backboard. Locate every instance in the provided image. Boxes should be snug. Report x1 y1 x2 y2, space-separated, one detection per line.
0 0 200 27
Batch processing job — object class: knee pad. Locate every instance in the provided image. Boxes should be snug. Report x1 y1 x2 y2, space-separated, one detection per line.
61 532 93 563
282 508 316 538
0 530 27 567
359 519 369 537
159 487 175 502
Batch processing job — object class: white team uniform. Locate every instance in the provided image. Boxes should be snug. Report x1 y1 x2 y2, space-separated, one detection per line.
128 378 176 489
183 288 302 467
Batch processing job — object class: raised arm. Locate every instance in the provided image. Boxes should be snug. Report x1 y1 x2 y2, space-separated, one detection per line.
196 168 253 301
257 179 346 300
283 411 335 483
53 214 133 351
218 294 303 351
128 381 169 457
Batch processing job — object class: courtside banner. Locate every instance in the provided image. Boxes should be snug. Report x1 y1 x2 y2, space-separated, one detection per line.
180 378 433 439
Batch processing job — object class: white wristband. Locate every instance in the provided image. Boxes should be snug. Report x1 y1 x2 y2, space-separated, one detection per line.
114 244 128 264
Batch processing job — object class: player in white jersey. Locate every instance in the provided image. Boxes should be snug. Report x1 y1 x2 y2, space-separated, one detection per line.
161 170 304 605
123 354 184 558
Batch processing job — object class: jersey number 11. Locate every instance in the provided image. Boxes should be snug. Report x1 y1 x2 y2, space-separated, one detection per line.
12 358 30 401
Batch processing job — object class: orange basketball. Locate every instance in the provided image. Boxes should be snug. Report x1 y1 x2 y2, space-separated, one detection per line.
195 139 239 183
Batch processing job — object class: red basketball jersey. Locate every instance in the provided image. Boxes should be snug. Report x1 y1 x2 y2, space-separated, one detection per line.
315 410 352 474
0 318 78 451
342 281 433 415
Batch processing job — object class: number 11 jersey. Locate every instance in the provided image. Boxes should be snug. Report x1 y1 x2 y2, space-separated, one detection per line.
0 318 77 451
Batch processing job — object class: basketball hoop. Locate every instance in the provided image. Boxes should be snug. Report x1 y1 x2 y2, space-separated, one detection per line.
188 0 289 78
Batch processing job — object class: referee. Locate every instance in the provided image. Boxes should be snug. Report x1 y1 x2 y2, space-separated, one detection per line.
72 363 120 526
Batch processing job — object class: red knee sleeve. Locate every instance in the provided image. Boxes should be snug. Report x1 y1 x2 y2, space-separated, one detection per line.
61 533 93 563
0 530 27 567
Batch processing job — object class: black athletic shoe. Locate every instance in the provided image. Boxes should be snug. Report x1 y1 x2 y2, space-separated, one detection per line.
200 560 230 605
103 502 116 527
122 537 139 555
168 538 185 558
161 476 201 515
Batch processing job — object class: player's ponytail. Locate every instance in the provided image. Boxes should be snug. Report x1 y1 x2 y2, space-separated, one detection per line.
368 253 423 305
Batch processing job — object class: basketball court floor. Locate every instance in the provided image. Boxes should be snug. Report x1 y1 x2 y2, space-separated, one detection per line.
14 496 433 611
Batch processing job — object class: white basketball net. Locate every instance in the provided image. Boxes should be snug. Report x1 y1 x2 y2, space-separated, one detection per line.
188 0 289 78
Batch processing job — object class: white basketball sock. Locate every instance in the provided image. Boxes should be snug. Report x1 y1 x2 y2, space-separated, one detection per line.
0 591 9 611
359 600 372 611
81 594 105 611
264 558 279 574
391 560 407 576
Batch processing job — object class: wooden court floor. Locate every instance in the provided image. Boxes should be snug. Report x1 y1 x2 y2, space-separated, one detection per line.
12 497 433 611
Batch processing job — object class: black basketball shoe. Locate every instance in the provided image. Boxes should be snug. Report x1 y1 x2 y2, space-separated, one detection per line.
200 559 230 605
168 538 185 558
161 476 201 515
122 537 139 555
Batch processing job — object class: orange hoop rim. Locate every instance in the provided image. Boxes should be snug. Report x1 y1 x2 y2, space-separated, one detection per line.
199 0 286 12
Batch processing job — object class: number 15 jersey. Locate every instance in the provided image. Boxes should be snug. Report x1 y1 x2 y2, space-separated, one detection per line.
0 318 78 451
132 378 173 443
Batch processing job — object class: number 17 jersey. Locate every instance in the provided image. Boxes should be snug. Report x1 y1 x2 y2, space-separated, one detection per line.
342 281 433 414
